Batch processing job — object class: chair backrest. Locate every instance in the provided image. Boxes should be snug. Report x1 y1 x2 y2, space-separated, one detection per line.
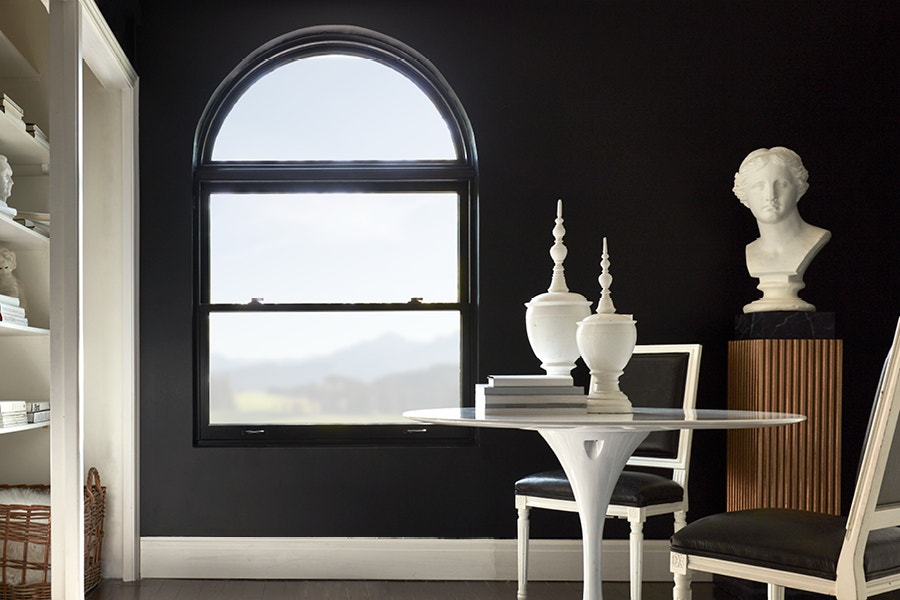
839 318 900 582
617 344 702 478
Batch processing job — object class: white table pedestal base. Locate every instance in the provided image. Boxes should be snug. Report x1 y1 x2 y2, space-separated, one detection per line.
539 429 651 600
402 407 805 600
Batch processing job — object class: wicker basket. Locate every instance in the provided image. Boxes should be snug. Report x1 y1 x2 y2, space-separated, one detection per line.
0 467 105 600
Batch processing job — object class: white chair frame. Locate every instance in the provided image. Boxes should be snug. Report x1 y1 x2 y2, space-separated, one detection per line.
516 343 703 600
671 318 900 600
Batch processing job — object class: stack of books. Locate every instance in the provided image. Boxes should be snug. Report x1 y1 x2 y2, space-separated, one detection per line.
0 293 26 326
26 401 50 424
0 400 27 428
25 123 48 146
476 375 586 416
0 93 25 124
14 211 50 237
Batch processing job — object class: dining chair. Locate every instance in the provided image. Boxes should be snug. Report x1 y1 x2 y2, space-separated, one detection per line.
670 317 900 600
515 343 703 600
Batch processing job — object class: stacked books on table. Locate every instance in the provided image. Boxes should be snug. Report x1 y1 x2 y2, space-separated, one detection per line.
476 375 586 416
0 400 28 428
0 293 26 327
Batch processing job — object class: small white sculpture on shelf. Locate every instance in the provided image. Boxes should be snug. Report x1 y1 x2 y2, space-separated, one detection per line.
0 156 17 218
576 238 637 413
524 199 592 377
0 246 25 307
733 147 830 313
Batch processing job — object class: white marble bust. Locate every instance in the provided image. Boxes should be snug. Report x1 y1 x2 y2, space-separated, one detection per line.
733 147 830 313
0 155 12 204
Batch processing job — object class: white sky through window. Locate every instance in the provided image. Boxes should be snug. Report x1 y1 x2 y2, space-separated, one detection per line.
208 191 460 361
206 52 463 367
212 54 457 161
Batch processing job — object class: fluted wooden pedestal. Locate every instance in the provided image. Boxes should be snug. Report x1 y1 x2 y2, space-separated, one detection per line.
727 338 843 515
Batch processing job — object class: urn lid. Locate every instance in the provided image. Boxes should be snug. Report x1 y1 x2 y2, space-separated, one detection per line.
527 199 590 307
587 237 634 322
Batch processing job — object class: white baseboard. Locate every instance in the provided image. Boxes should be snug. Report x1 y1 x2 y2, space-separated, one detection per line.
140 537 706 582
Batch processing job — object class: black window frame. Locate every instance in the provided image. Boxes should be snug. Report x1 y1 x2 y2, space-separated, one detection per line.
192 26 478 447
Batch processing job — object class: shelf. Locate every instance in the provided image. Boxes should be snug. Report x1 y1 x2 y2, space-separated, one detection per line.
0 28 38 79
0 214 48 249
0 108 49 165
0 321 48 336
0 421 47 435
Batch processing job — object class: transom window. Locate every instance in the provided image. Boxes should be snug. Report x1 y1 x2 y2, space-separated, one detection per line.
193 27 478 445
211 55 457 161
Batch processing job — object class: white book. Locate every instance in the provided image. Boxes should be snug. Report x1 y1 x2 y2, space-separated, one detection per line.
0 409 27 424
0 400 27 413
1 94 24 117
0 303 26 317
477 395 587 407
476 388 586 415
476 383 583 396
30 222 49 237
27 409 50 424
25 123 48 145
0 313 27 326
25 401 50 412
486 374 574 387
476 404 587 417
0 293 20 307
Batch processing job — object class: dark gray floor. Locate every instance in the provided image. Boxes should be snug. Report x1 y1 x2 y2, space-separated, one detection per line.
87 579 716 600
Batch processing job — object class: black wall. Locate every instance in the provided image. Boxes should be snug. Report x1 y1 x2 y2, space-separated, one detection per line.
136 0 899 540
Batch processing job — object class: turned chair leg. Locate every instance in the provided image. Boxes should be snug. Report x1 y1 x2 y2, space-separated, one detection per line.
673 571 692 600
517 503 530 600
627 516 645 600
674 510 687 532
767 583 785 600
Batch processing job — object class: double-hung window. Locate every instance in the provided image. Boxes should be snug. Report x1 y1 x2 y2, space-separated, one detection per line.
193 26 478 445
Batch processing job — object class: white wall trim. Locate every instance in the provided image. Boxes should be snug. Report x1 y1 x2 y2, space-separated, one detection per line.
118 79 140 583
141 537 708 582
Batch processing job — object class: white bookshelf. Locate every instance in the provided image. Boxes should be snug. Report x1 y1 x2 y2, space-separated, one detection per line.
0 0 139 595
0 0 51 449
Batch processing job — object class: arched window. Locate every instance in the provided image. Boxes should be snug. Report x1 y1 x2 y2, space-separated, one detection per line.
193 26 478 445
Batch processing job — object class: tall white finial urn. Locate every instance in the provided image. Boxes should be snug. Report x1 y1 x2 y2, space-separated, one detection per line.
524 200 592 377
576 238 637 413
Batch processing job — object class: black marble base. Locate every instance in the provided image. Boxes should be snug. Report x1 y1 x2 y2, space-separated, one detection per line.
734 311 835 340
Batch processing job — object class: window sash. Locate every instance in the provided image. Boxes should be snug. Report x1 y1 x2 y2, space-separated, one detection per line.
207 190 461 305
195 179 475 446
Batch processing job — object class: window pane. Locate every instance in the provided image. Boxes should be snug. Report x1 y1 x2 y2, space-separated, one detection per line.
209 192 459 304
208 311 460 425
211 55 457 161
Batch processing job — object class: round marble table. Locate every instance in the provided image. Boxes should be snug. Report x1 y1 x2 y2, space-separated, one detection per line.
403 407 805 600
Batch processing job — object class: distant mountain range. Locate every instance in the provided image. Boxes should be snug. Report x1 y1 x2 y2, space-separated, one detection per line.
210 332 458 392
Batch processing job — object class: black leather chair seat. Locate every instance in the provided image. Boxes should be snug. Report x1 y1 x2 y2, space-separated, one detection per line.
670 508 900 581
515 469 684 507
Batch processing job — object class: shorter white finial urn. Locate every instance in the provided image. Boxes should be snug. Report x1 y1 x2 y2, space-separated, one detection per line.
576 237 637 413
524 200 592 377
